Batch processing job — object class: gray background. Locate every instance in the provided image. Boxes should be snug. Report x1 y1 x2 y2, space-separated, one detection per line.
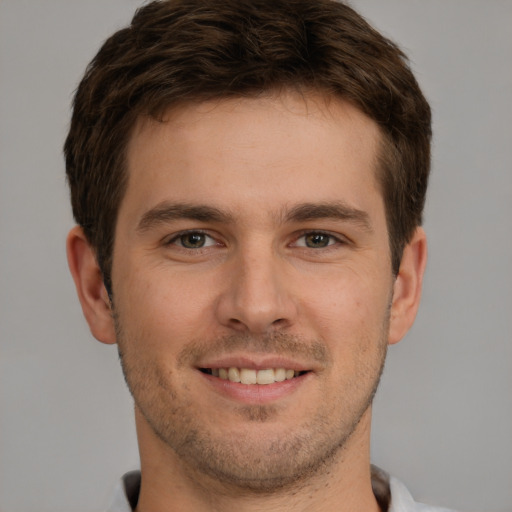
1 1 511 511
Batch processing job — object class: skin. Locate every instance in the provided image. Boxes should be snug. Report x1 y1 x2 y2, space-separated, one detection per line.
67 91 427 512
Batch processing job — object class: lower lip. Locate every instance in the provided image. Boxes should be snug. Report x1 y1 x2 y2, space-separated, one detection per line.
199 371 311 404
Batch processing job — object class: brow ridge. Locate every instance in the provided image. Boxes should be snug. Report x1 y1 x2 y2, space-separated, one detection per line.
284 202 373 232
136 200 373 233
137 202 233 232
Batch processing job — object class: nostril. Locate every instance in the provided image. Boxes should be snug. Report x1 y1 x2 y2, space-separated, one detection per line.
226 318 249 332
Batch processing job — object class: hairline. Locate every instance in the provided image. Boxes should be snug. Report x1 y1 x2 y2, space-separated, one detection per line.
104 88 401 288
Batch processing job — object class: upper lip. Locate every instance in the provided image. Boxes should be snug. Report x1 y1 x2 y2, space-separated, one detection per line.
196 354 316 372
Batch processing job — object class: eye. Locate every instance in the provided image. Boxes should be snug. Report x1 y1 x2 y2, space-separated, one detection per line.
294 232 339 249
169 231 217 249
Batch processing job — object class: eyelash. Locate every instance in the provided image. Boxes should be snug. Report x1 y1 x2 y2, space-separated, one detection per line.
292 230 346 249
165 230 219 249
164 229 346 251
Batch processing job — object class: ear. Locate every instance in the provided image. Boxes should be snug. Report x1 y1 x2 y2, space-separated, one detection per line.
66 226 117 344
388 227 427 345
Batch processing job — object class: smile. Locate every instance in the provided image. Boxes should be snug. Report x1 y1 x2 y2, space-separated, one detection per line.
200 367 307 385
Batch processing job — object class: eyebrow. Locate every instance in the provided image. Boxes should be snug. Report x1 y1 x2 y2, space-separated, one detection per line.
137 202 234 232
136 200 373 233
284 202 373 232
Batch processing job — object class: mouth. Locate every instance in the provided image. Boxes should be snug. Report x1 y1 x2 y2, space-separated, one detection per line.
199 367 309 385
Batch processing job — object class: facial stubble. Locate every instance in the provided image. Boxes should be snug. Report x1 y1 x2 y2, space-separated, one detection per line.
115 316 389 493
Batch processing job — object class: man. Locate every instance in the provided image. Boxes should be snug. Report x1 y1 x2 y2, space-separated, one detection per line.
64 0 453 510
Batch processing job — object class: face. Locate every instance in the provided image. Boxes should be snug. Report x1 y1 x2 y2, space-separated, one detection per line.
111 93 395 490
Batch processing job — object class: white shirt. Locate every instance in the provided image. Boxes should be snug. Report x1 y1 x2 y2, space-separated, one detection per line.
106 467 457 512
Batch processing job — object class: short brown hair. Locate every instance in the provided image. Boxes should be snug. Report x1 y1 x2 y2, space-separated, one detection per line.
65 0 431 293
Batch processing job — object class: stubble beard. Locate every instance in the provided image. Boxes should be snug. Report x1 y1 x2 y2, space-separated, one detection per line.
115 318 389 494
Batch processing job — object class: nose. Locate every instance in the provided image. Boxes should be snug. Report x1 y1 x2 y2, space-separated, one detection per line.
215 248 298 334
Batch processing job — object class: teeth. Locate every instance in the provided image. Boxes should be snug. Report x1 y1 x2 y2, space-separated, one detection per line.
228 367 240 383
214 367 300 385
240 368 257 384
274 368 286 382
256 369 275 385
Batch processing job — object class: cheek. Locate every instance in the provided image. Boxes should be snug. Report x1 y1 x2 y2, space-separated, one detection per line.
115 262 220 349
299 267 391 349
305 264 388 313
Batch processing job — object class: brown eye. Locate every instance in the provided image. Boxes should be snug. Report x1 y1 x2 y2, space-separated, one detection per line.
179 233 207 248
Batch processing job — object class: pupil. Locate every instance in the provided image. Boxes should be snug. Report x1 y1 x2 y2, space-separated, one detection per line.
306 233 329 248
182 233 205 248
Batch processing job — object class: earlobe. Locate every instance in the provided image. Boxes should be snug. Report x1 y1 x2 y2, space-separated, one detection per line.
66 226 117 344
388 227 427 345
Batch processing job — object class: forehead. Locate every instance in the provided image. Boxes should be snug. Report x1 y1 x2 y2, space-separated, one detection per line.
121 92 384 227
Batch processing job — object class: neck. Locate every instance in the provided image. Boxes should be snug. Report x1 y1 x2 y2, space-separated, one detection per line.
134 408 381 512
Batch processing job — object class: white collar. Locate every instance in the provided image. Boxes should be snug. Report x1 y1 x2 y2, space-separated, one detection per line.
106 467 456 512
